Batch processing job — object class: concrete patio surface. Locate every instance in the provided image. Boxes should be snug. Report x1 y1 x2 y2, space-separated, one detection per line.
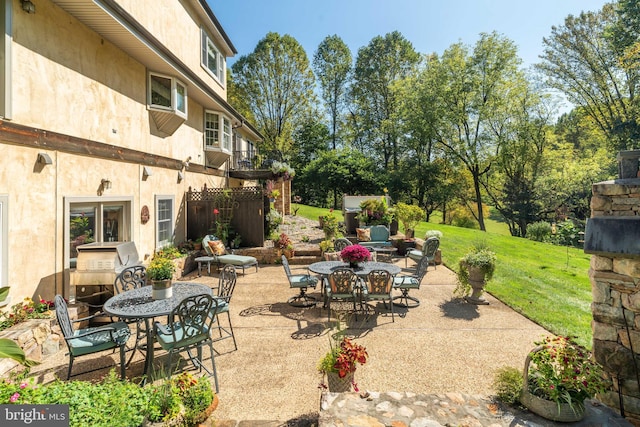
27 258 563 423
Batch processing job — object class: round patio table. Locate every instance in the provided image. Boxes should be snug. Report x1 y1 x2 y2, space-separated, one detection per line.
308 261 400 277
103 282 212 382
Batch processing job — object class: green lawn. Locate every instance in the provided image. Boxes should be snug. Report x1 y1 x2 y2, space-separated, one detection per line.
297 205 593 349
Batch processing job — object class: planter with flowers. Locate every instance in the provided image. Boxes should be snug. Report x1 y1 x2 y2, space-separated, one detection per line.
147 256 176 300
340 244 371 269
275 232 294 259
454 243 496 305
318 336 368 393
521 335 609 422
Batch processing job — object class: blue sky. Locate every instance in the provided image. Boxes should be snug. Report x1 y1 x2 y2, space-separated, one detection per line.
209 0 610 69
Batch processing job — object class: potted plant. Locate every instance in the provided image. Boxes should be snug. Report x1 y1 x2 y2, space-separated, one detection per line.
453 243 496 305
173 372 218 426
320 209 340 240
318 336 368 393
275 232 294 259
340 244 371 269
520 335 609 422
147 256 176 300
394 202 423 238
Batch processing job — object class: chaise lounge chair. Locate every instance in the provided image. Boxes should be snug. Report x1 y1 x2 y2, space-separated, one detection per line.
201 235 259 276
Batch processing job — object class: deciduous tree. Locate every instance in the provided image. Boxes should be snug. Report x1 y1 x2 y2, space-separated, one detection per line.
231 32 317 158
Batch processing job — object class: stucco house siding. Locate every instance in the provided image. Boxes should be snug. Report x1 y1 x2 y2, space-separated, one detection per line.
0 0 259 306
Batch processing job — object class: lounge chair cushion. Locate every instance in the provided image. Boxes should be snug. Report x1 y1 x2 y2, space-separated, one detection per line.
356 228 371 242
208 240 226 255
216 254 257 267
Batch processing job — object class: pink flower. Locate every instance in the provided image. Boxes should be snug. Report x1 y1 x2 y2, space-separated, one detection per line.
19 382 27 389
340 244 371 263
10 393 19 402
213 208 219 215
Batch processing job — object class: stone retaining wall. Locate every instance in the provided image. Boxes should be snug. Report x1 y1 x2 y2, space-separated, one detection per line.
589 177 640 426
0 304 88 378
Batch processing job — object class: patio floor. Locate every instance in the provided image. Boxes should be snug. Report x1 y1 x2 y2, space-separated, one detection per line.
27 258 559 423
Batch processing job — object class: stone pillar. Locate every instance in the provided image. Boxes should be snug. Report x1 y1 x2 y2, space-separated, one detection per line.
587 150 640 425
273 180 291 215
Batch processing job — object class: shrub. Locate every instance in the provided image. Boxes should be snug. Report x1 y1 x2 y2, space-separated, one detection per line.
550 220 584 248
492 366 523 405
0 297 54 332
394 202 424 232
526 221 551 242
155 245 182 260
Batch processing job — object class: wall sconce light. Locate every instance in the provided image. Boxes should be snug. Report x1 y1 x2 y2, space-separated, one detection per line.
21 0 36 14
37 152 52 165
182 156 192 169
177 171 184 182
101 178 112 190
142 166 153 178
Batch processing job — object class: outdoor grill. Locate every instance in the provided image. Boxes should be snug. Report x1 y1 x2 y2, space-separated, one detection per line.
70 242 141 314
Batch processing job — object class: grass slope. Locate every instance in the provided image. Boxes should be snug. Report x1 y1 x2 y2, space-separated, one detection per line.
296 205 593 348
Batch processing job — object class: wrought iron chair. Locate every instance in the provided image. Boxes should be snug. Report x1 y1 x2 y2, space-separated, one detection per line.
281 255 318 307
333 238 352 252
394 254 430 307
54 295 131 379
362 269 395 322
153 293 221 392
113 265 147 293
405 237 440 269
325 268 360 321
211 264 238 351
113 265 148 364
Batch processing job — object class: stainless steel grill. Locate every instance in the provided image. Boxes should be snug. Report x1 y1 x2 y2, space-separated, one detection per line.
70 242 141 309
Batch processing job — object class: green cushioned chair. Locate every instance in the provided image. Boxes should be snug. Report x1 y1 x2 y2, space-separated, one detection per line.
325 268 359 321
55 295 131 380
154 293 221 392
405 237 440 269
362 269 394 322
393 254 430 307
282 255 318 307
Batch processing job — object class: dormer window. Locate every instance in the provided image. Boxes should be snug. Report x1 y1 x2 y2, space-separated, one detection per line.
148 72 187 119
201 28 225 85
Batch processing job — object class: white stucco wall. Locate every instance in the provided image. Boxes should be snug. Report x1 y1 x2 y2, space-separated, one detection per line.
0 0 235 305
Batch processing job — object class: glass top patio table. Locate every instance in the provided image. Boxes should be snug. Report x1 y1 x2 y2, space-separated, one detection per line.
308 261 401 277
103 282 212 382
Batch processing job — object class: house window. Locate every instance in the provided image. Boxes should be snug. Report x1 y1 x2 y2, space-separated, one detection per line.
148 72 187 118
65 197 133 269
201 28 225 85
223 117 231 151
204 112 220 148
155 196 174 248
204 111 232 152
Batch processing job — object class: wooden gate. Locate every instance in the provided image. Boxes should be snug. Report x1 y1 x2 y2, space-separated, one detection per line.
186 187 265 247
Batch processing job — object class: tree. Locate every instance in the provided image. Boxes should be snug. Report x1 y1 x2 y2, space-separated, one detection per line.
300 149 381 208
481 79 553 237
351 31 420 170
313 35 352 150
432 32 523 231
231 32 317 158
537 4 639 151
